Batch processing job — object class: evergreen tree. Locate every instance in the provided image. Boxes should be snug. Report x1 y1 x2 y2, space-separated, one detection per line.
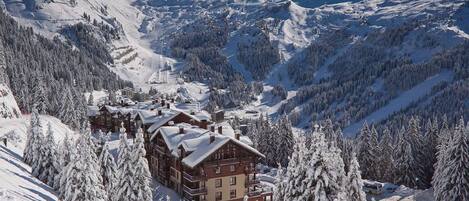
54 133 72 191
302 125 346 200
88 92 94 106
357 122 376 180
346 153 366 201
32 75 48 114
113 125 134 201
395 141 419 188
38 123 61 186
62 129 106 201
99 141 117 201
432 118 451 198
273 164 286 201
378 127 395 182
58 87 78 128
23 105 42 165
283 134 308 199
406 116 428 188
423 118 439 184
131 128 153 201
433 118 469 201
275 115 294 167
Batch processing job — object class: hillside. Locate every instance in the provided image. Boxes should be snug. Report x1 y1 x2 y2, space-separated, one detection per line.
2 0 469 133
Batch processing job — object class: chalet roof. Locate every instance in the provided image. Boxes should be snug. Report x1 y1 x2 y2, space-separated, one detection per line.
87 106 100 117
151 124 264 168
137 109 180 127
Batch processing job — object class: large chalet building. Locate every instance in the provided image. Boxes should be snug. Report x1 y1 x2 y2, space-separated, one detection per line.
149 124 272 201
88 99 272 201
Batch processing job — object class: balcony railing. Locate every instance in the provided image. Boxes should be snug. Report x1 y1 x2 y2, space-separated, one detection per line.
183 172 203 182
155 144 166 153
246 178 261 186
183 185 207 195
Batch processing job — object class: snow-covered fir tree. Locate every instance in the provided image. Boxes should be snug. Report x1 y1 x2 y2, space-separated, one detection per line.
432 118 451 199
302 125 346 200
274 115 294 167
130 128 153 201
378 126 395 182
23 105 42 165
58 86 78 129
62 128 106 201
98 140 117 201
113 125 134 201
346 153 366 201
31 75 48 114
273 164 286 201
283 134 308 199
88 92 94 106
395 141 419 188
433 118 469 201
357 122 376 180
54 132 73 191
406 116 428 188
38 123 61 186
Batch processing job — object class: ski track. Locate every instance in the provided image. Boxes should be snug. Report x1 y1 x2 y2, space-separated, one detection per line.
343 70 454 136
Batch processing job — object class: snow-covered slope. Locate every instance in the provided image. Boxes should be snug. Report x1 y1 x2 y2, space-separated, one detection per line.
0 115 74 201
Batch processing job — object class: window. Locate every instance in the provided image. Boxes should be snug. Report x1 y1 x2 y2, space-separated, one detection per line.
216 192 222 201
200 195 206 200
230 190 236 199
230 177 236 186
230 165 235 172
215 166 221 174
215 179 222 188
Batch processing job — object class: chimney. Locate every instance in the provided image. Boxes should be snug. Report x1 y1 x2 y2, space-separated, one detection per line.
157 109 162 116
179 125 184 134
171 98 175 103
235 130 241 140
166 103 170 109
190 110 195 115
210 125 215 132
210 134 215 143
161 100 166 107
218 126 223 134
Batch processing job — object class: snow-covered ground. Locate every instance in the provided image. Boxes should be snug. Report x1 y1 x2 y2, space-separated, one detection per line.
0 115 74 201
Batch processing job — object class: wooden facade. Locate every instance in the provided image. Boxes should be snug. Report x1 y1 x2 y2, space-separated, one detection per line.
89 106 134 135
148 131 272 201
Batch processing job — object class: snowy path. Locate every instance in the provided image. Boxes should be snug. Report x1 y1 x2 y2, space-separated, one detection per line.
343 70 454 136
223 32 254 82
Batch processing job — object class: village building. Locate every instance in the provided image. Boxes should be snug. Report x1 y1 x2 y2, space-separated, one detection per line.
148 124 272 201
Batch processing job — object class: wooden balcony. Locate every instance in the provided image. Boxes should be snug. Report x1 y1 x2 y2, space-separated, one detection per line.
183 185 207 195
183 172 203 182
245 178 261 187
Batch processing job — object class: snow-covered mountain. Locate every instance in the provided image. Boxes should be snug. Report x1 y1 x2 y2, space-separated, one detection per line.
3 0 469 134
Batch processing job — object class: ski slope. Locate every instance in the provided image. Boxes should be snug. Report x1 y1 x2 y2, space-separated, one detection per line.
343 70 454 135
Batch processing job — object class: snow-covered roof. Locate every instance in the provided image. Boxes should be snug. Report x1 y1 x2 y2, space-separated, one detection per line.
137 109 181 130
151 124 264 168
87 106 100 117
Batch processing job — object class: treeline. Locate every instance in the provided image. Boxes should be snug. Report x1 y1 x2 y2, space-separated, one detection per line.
355 116 469 200
0 9 132 129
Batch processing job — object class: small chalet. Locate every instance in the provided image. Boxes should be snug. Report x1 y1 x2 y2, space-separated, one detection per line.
148 124 272 201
